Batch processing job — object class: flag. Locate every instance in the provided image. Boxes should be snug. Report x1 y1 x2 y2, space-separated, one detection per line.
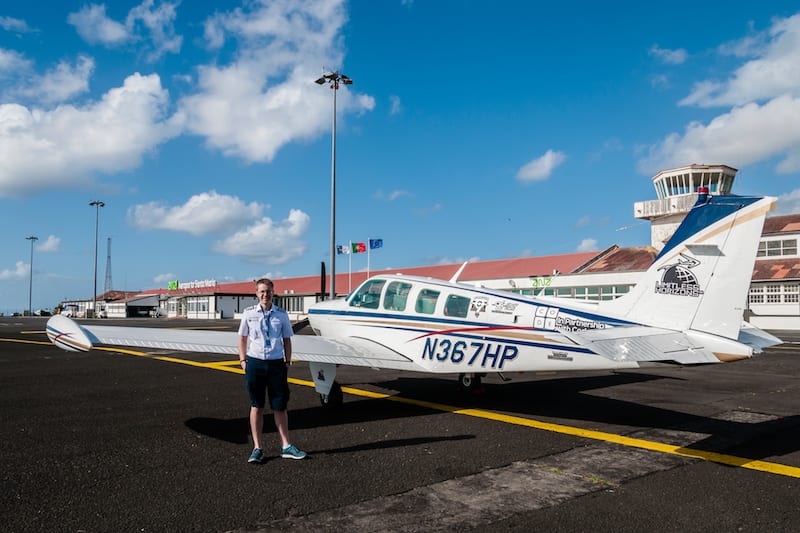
336 245 350 255
369 238 383 250
351 242 366 253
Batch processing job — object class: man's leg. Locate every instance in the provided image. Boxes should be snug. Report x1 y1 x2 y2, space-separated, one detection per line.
273 409 290 449
250 406 264 449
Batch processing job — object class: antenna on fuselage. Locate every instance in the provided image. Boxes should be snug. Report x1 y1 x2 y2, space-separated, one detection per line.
449 261 468 283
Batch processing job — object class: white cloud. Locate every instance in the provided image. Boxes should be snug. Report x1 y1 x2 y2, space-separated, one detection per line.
181 0 374 163
374 189 412 201
389 95 401 115
153 272 175 283
680 14 800 107
213 209 310 265
0 261 27 280
0 48 32 77
637 94 800 175
576 238 598 252
68 1 182 61
649 44 688 65
36 235 61 253
516 149 566 182
26 55 94 104
0 16 35 33
0 72 184 197
68 4 130 46
775 189 800 214
128 191 266 236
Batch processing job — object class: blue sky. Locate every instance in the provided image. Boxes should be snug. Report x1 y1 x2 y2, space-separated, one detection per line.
2 1 800 314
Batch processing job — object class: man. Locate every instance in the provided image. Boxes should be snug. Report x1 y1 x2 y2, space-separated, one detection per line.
238 278 306 463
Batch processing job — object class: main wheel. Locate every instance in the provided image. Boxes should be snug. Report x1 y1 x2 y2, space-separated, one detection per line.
319 381 343 409
458 373 482 392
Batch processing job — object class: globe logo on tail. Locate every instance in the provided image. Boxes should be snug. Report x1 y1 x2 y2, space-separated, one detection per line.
655 253 704 297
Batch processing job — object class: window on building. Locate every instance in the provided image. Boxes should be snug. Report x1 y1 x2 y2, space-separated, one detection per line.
785 284 799 303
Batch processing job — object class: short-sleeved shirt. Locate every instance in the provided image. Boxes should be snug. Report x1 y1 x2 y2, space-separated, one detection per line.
238 304 293 360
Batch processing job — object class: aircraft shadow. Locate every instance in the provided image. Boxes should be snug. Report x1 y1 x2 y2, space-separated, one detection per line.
185 371 800 464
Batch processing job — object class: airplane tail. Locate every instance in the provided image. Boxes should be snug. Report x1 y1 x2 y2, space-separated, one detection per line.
601 189 776 340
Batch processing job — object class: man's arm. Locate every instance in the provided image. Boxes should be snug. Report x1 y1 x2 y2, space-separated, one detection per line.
238 336 248 367
283 337 292 366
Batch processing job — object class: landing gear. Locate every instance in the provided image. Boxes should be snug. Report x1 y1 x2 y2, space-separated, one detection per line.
458 373 484 393
319 381 343 409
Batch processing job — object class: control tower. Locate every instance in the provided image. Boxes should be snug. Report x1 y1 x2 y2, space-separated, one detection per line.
633 164 737 250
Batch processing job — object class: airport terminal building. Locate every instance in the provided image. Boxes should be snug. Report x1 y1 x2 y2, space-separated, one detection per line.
63 165 800 330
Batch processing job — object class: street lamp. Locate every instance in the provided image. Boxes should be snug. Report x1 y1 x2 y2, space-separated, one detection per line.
315 70 352 300
25 235 38 316
89 200 105 317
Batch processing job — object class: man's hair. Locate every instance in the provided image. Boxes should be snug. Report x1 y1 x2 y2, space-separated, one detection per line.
255 278 274 288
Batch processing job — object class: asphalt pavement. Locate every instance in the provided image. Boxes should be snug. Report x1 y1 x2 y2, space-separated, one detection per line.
1 317 799 532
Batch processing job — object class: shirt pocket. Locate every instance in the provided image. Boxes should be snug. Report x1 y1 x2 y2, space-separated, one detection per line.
247 318 261 339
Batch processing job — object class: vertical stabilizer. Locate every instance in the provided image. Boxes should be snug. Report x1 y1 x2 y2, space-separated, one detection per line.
602 191 776 339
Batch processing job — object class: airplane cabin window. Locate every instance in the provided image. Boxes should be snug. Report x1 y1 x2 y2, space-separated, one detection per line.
383 281 412 311
415 289 440 314
349 279 386 309
444 294 470 318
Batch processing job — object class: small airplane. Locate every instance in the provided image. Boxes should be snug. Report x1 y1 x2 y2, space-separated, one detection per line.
46 188 782 406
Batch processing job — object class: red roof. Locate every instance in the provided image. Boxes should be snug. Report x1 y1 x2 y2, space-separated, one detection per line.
763 213 800 235
752 258 800 281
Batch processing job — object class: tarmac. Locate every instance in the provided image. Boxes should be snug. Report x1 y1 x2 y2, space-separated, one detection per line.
1 317 799 532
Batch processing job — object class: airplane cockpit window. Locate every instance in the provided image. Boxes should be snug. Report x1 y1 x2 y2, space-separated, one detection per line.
349 279 386 309
383 281 412 311
444 294 470 318
415 289 440 314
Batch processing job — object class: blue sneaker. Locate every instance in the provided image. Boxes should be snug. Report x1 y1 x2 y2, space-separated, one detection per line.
281 444 306 460
248 447 265 464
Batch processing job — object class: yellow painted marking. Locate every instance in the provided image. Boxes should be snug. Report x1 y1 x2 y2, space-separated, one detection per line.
5 337 800 478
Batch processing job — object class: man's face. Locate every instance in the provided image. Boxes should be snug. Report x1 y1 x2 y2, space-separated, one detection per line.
256 283 274 307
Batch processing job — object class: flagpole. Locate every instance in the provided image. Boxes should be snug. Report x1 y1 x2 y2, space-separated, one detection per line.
367 238 371 279
348 240 352 293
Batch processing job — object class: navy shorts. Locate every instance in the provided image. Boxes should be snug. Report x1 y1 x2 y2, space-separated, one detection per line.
245 357 290 410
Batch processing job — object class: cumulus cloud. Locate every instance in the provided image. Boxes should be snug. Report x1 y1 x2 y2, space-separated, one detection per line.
637 95 800 175
0 16 35 33
212 209 310 265
128 191 266 235
775 189 800 214
576 238 598 252
649 44 688 65
0 73 184 197
680 14 800 107
516 149 566 182
0 261 27 280
640 14 800 176
181 0 374 163
36 235 61 253
68 0 182 61
68 4 129 46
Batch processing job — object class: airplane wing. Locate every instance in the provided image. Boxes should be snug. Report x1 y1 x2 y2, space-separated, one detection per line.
46 316 419 371
561 325 721 365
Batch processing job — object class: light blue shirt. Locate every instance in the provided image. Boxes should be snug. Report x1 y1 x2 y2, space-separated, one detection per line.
238 304 293 360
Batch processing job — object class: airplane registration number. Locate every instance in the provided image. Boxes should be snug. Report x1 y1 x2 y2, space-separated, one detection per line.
421 338 518 369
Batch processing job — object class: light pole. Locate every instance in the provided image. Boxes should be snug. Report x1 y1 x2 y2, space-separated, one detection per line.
89 200 105 317
25 235 38 316
315 70 352 300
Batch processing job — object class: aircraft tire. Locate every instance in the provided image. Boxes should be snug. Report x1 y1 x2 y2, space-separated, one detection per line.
319 381 343 409
458 373 482 391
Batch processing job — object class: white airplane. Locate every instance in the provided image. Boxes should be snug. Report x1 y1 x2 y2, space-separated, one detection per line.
46 189 782 406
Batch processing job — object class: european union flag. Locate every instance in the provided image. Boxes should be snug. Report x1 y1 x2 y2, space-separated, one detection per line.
369 238 383 250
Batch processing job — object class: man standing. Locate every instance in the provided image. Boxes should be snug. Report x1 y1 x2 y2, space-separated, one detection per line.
238 278 306 463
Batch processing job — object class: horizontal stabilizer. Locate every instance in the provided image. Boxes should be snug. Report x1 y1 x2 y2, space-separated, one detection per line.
563 326 720 365
737 322 783 352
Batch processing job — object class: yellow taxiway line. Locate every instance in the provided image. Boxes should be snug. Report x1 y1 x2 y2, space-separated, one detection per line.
6 337 800 479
